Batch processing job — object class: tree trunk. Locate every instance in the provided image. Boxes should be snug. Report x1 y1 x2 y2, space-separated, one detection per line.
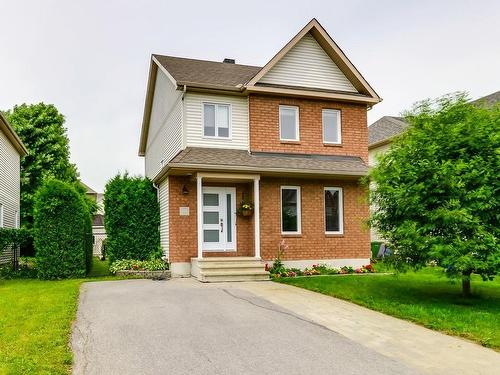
462 276 471 297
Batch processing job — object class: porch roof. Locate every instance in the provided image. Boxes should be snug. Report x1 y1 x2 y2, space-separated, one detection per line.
158 147 368 181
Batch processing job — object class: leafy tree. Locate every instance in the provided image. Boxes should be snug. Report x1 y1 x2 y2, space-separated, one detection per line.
369 93 499 296
104 173 161 263
2 103 78 229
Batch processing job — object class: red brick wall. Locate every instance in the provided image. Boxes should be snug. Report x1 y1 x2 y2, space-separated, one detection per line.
249 94 369 163
168 175 370 264
168 176 254 263
259 177 370 261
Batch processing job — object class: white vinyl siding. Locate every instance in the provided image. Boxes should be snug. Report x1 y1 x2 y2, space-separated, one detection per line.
259 32 357 93
324 187 343 234
281 186 301 234
158 177 169 260
322 109 341 144
145 69 184 179
0 127 21 264
185 92 248 150
279 106 299 141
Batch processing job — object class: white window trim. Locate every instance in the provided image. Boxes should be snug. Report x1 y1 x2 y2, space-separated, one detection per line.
202 102 232 140
279 105 300 142
324 187 344 234
0 204 3 228
280 186 301 235
322 109 342 145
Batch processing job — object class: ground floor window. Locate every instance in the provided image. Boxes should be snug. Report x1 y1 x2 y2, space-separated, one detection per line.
281 186 301 234
324 187 343 234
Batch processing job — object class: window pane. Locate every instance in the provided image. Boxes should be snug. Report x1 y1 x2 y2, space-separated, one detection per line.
226 194 232 242
203 212 219 224
204 104 215 136
323 110 340 143
282 188 298 232
203 193 219 206
280 107 297 140
217 105 229 128
204 230 219 242
218 127 229 137
325 189 340 232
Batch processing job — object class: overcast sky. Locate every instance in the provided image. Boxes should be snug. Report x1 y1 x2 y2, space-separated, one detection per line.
1 0 499 191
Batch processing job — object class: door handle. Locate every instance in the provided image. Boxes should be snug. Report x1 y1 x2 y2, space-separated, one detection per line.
220 218 223 233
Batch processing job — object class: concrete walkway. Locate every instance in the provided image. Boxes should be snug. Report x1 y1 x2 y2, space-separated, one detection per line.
228 280 500 375
72 279 419 375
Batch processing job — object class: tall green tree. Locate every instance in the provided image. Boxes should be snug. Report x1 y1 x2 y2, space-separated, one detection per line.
369 93 499 296
3 103 78 229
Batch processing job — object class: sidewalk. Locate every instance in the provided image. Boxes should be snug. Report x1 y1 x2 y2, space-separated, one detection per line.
224 280 500 375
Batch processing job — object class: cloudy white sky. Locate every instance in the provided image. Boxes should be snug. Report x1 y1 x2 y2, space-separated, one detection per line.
1 0 499 191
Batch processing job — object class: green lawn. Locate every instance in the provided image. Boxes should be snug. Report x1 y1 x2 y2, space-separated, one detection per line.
0 258 114 374
277 267 500 350
87 257 111 277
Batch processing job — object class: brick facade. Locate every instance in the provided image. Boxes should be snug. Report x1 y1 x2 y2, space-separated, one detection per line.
249 94 369 163
168 175 370 264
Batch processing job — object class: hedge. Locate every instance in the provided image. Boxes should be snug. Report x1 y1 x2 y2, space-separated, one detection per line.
33 179 93 279
0 228 31 253
104 174 161 263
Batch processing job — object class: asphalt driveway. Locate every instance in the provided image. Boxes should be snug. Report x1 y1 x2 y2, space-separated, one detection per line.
72 278 419 375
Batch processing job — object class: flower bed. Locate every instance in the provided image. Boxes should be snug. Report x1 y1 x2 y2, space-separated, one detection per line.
267 263 376 278
110 258 170 280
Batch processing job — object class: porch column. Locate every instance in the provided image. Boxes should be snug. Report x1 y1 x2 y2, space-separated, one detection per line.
253 176 260 259
197 174 203 259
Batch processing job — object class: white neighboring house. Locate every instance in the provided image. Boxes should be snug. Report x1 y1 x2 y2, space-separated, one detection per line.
83 183 107 258
367 90 500 242
0 113 27 264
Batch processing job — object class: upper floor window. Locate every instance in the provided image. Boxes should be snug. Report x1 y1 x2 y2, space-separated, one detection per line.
203 103 230 138
279 105 299 141
322 109 341 144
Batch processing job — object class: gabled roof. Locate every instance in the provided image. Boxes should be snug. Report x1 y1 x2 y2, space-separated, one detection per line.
153 55 260 91
0 112 28 156
472 90 500 107
368 116 409 148
368 90 500 149
245 18 381 103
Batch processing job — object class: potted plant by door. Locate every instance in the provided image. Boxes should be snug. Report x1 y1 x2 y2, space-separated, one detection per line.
238 201 254 217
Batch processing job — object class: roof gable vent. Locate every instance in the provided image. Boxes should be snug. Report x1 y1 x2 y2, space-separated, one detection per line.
223 58 235 64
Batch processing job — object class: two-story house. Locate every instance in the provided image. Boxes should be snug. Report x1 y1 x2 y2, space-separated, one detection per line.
0 112 27 265
139 19 381 281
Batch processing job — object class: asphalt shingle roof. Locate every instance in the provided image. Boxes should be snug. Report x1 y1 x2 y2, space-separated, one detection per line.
472 90 500 107
153 55 261 90
368 116 409 147
168 147 367 176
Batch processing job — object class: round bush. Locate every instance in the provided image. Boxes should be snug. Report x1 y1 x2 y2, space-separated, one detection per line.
34 179 92 279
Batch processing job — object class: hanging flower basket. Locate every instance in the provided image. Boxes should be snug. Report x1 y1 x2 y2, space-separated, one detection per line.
237 202 254 217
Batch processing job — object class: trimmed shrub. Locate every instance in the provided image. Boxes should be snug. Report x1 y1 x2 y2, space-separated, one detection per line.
104 174 161 263
33 179 92 279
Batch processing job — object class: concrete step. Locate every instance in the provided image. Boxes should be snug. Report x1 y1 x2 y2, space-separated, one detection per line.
199 272 270 282
198 262 265 269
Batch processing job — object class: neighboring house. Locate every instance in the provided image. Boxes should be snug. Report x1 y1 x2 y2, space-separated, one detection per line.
83 182 107 258
367 90 499 241
0 112 27 264
139 19 381 280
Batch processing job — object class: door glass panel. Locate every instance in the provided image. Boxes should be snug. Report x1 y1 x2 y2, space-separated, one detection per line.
203 230 219 242
226 194 232 242
203 212 219 225
325 189 340 232
203 193 219 206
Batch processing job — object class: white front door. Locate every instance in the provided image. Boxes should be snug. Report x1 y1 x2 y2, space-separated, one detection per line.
202 187 236 251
